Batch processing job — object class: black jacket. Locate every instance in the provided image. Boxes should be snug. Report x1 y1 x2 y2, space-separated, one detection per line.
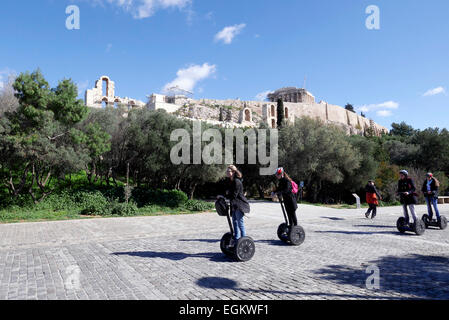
397 178 418 205
365 184 381 199
225 178 250 214
276 177 298 213
421 178 439 198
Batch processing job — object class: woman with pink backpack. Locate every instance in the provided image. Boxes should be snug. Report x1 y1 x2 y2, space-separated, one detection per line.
274 167 299 226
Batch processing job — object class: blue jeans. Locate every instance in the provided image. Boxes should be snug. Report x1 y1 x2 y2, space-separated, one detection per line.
232 210 246 240
425 197 440 219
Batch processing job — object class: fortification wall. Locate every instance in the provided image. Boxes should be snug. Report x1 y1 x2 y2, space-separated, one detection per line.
171 97 388 135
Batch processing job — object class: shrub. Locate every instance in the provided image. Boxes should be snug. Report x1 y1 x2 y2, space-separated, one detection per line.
108 201 139 217
73 191 110 215
131 188 188 208
183 200 214 212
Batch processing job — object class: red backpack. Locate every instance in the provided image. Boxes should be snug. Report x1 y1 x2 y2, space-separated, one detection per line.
291 180 299 194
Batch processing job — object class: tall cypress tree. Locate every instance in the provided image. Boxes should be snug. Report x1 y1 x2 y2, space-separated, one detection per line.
277 98 284 128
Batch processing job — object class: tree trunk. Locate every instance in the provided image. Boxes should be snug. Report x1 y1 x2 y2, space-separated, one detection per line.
189 182 198 200
257 184 265 199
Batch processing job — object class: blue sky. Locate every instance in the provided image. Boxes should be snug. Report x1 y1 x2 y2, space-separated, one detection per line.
1 0 449 129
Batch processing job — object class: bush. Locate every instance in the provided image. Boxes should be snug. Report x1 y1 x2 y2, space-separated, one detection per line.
108 201 139 217
183 200 214 212
35 191 76 211
73 191 110 215
131 188 188 208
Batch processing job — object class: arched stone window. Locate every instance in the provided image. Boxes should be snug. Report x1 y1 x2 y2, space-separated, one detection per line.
101 98 108 108
271 119 276 129
271 105 275 117
102 77 109 97
245 109 251 122
285 107 289 119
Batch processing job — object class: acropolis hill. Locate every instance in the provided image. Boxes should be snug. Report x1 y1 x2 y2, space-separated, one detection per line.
85 76 389 136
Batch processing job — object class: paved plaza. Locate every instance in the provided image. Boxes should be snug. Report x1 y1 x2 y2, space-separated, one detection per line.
0 202 448 300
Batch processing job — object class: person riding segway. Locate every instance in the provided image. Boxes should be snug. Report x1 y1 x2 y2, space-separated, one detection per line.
421 173 448 230
273 168 305 246
215 165 255 262
396 170 426 235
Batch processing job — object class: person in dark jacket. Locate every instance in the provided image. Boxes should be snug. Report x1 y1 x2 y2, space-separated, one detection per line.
273 167 298 226
397 170 418 224
421 173 441 221
365 180 382 219
223 165 250 243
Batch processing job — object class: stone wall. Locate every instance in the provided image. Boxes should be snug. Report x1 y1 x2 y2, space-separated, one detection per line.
85 76 145 110
169 97 389 136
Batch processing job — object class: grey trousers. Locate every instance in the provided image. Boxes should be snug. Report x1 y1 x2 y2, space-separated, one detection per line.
403 204 417 223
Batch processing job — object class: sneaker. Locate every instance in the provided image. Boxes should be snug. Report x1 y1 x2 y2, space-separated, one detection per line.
365 212 370 219
228 239 235 248
371 213 376 219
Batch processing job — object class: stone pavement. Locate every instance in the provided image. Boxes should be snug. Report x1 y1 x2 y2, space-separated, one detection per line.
0 202 448 300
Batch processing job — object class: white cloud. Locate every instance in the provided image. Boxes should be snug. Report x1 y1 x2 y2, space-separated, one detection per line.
255 90 273 101
376 110 393 117
356 100 399 118
423 86 446 97
214 24 246 44
88 0 191 19
357 100 399 113
163 63 216 94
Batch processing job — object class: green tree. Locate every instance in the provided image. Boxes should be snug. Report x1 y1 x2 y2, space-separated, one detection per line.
279 117 361 202
0 70 95 203
411 128 449 172
276 99 284 128
345 103 356 113
390 122 416 138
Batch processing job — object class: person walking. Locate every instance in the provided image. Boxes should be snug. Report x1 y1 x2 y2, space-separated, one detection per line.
421 173 441 222
365 180 382 219
397 170 418 224
274 167 298 226
223 165 250 245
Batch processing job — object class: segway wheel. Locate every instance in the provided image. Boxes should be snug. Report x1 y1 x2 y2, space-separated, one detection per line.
277 223 289 242
234 237 255 262
438 216 448 230
422 214 430 229
397 217 407 234
413 220 426 236
288 225 306 246
220 233 234 256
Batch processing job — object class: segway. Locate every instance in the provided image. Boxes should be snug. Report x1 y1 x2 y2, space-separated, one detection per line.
277 195 305 246
396 217 426 235
215 196 255 262
422 214 448 230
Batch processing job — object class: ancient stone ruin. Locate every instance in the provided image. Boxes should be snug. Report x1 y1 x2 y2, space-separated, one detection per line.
85 76 145 110
84 77 389 136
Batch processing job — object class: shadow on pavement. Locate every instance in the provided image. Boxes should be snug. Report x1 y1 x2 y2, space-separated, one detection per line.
255 239 289 247
354 225 396 229
179 239 220 243
315 230 400 236
321 217 345 221
113 251 233 263
195 277 398 299
314 254 449 299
